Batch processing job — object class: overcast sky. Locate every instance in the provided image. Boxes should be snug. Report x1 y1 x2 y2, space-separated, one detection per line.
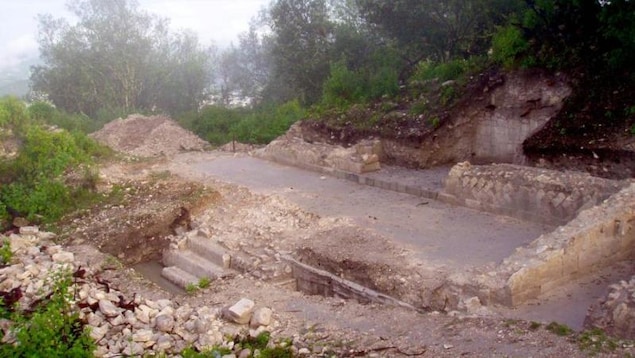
0 0 270 71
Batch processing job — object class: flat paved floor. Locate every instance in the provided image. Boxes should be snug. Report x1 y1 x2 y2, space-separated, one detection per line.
191 154 552 269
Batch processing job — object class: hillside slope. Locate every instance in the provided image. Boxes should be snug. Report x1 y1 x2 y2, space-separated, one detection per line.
302 67 635 179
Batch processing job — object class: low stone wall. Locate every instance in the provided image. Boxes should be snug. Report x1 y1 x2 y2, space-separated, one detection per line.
501 183 635 306
442 162 627 225
439 183 635 308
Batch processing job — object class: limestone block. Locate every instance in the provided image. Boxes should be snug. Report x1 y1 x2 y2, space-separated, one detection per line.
224 298 255 325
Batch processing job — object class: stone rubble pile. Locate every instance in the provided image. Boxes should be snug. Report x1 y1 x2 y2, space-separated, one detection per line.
585 276 635 340
91 114 209 157
0 227 296 357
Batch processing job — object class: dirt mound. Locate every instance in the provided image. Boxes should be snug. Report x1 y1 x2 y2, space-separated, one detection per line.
91 114 209 157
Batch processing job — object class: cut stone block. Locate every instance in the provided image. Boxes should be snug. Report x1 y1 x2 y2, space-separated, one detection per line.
161 266 199 289
225 298 255 324
163 249 224 280
187 236 231 268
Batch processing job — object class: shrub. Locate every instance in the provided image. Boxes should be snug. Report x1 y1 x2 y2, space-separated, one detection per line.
411 59 468 83
491 25 530 68
28 102 105 134
322 61 366 108
322 57 399 109
545 321 573 336
231 100 306 144
0 240 12 265
198 277 211 289
0 96 30 133
0 123 105 225
180 105 247 145
367 66 399 99
185 283 199 294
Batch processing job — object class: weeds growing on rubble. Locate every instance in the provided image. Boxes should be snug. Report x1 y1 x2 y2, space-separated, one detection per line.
0 240 12 266
0 270 95 357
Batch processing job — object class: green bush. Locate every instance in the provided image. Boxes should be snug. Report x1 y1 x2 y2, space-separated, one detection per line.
321 56 399 109
491 25 530 68
367 66 399 99
0 271 96 357
0 107 106 225
180 106 247 145
231 100 306 144
0 239 12 265
0 96 30 132
411 59 468 83
28 102 105 134
322 61 366 108
180 101 305 146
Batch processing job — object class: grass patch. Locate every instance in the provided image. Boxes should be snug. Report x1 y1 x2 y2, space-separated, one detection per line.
185 283 199 295
198 277 211 289
578 328 619 355
529 321 542 331
546 321 574 336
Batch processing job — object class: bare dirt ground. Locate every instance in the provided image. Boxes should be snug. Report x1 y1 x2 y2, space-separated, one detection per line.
60 114 633 356
56 152 634 357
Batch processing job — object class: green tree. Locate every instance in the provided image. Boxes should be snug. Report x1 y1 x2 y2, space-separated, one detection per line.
31 0 213 118
356 0 524 64
265 0 334 105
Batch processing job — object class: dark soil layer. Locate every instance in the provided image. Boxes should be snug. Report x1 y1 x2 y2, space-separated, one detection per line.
304 66 635 179
302 67 506 149
523 73 635 179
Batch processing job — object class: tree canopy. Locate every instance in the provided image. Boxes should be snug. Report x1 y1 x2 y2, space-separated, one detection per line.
31 0 213 119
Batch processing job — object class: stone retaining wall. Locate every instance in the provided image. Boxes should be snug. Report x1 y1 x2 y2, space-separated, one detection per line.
501 183 635 306
442 162 627 225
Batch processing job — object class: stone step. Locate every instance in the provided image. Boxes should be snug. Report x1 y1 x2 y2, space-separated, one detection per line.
163 249 227 280
161 266 199 289
186 236 231 268
272 278 297 291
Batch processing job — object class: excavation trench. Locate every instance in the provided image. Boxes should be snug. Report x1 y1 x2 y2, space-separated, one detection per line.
96 152 635 331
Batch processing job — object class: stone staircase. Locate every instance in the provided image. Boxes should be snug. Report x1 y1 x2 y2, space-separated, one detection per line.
161 232 236 289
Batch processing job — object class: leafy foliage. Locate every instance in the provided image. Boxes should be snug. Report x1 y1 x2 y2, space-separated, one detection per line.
180 100 305 146
266 0 333 105
356 0 524 63
0 96 30 131
231 100 306 144
0 98 107 227
0 240 12 266
31 0 213 118
491 25 530 68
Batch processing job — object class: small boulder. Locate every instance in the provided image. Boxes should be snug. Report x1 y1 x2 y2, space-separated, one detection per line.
250 307 273 328
155 314 175 333
224 298 255 325
99 299 121 317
